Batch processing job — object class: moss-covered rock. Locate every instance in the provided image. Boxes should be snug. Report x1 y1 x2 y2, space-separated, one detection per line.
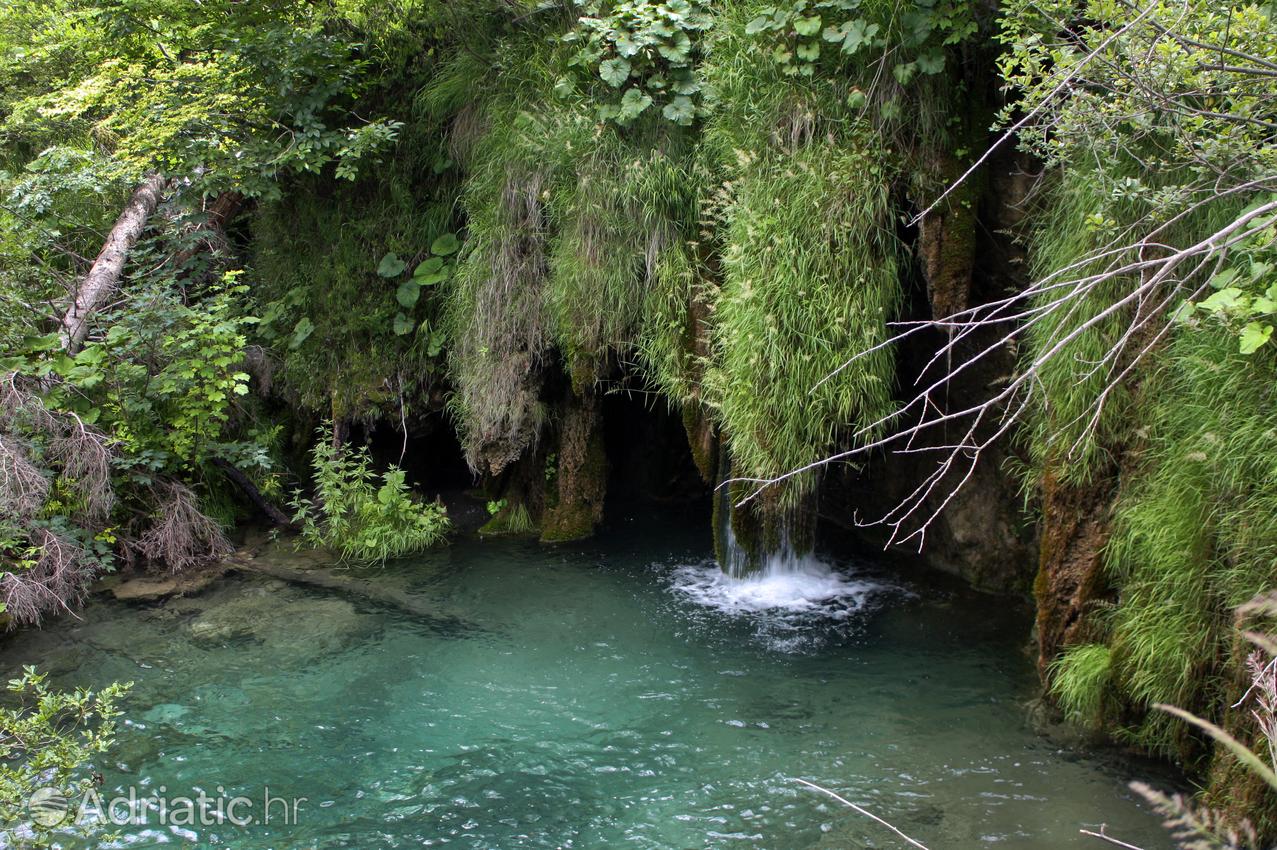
539 392 607 543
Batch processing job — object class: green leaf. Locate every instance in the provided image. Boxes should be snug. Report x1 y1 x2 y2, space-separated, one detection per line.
396 281 420 309
1199 287 1244 312
916 49 945 74
892 61 917 85
427 330 446 358
618 87 654 121
615 32 640 56
22 333 61 353
826 18 878 53
796 40 820 61
670 71 701 95
392 312 416 336
377 252 407 278
847 88 867 109
662 95 696 125
745 15 773 34
1239 322 1274 354
289 317 314 350
823 21 848 41
657 31 692 63
430 233 461 255
794 15 822 35
414 257 445 276
600 57 632 87
414 271 448 286
1209 267 1240 289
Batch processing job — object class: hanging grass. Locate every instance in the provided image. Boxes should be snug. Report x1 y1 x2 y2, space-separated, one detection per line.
705 139 901 498
431 27 579 474
547 137 698 389
697 0 903 502
1051 642 1114 728
429 11 700 472
1049 327 1277 755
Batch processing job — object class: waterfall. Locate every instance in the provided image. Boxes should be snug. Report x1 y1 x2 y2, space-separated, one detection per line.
714 467 754 577
713 448 820 579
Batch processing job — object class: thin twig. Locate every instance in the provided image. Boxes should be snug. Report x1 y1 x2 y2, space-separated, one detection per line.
1080 827 1147 849
792 777 932 850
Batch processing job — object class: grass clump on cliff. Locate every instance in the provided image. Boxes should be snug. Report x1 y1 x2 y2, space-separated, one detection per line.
698 0 903 503
250 123 458 419
1050 328 1277 756
427 8 699 475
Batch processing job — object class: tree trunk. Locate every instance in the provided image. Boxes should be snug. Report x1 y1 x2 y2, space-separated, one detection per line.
60 172 166 354
210 457 298 530
173 190 244 272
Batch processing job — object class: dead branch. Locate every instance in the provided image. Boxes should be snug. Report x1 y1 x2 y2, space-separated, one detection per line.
0 434 49 519
1079 827 1147 849
0 528 96 627
732 197 1277 548
134 479 231 574
792 777 932 850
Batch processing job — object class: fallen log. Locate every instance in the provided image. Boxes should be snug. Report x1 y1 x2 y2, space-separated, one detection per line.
60 172 167 353
210 457 297 530
228 557 460 624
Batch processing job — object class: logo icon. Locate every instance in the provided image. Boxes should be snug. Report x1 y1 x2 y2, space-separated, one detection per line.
28 787 69 827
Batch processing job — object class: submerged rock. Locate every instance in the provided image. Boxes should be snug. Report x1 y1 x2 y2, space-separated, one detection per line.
109 561 231 602
141 702 191 724
188 583 364 656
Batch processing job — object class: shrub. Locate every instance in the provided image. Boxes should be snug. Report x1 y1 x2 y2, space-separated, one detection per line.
290 425 449 563
0 667 130 847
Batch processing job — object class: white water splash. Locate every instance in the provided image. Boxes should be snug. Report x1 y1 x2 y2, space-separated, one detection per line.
668 553 891 652
672 559 879 616
670 551 886 618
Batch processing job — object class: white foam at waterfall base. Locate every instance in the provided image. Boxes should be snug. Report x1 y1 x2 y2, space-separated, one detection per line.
668 549 893 651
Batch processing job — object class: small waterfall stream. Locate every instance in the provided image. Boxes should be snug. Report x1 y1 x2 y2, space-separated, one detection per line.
703 448 877 619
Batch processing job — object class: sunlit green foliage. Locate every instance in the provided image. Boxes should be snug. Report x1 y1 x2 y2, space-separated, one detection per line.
0 0 406 196
1182 210 1277 356
565 0 713 126
0 668 130 847
745 0 976 85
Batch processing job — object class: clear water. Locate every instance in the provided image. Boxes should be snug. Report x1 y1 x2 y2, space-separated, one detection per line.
3 509 1174 849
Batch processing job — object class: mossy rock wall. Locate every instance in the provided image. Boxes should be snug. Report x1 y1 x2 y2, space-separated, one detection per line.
540 391 607 544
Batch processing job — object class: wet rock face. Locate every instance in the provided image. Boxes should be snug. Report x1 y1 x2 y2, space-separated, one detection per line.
1032 467 1115 677
916 153 978 322
539 392 607 543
